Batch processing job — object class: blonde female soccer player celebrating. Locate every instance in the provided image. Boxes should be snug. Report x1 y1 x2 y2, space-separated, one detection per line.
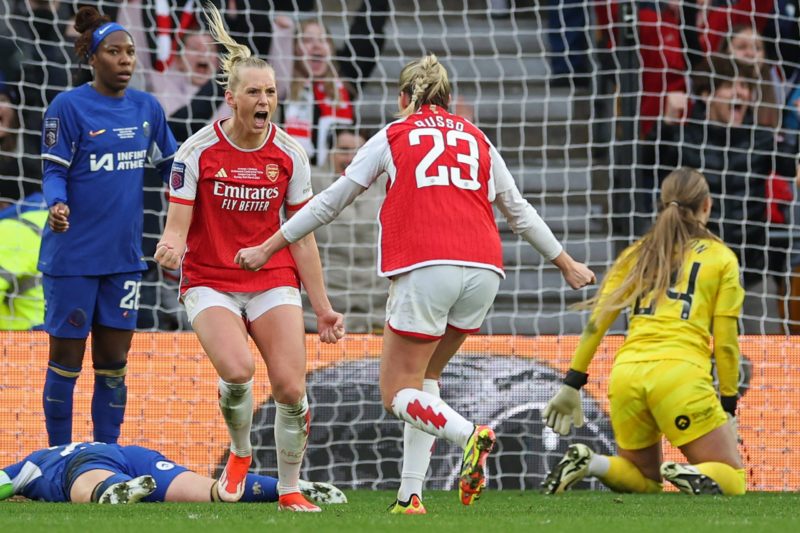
154 5 343 512
234 54 595 512
542 167 746 496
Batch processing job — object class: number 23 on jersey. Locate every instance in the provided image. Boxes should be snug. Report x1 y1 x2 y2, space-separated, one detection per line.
409 128 481 191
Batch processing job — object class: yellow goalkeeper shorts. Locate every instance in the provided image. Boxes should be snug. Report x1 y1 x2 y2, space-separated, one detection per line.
608 359 729 450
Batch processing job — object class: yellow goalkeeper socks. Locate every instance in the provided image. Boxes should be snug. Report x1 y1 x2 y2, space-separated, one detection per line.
599 456 662 494
693 462 746 495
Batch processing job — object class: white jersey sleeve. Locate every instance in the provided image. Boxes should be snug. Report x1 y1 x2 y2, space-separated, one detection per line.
169 148 201 202
343 125 393 188
488 139 516 199
277 128 313 208
488 142 563 261
281 176 366 243
169 124 217 203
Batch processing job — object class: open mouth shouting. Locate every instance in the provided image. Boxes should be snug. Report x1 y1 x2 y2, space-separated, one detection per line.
254 110 270 129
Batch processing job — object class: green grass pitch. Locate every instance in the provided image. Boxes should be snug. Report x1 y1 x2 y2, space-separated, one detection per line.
2 491 798 532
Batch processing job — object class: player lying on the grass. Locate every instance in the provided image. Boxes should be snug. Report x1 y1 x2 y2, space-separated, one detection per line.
0 441 346 505
541 168 746 496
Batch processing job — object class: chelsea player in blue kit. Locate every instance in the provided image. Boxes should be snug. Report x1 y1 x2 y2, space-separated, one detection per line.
38 7 178 446
0 442 346 505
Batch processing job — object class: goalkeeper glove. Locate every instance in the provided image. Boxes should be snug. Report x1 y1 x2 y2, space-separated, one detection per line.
721 395 741 444
542 369 588 436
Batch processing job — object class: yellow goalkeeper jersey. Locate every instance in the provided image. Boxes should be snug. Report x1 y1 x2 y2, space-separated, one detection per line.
608 237 744 367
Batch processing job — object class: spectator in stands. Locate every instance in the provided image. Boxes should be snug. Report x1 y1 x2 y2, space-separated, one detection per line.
281 20 354 167
634 2 696 137
151 31 220 117
0 441 346 505
763 0 799 90
0 79 39 201
136 0 307 69
5 1 82 160
720 24 795 316
719 24 783 129
335 0 389 98
640 56 798 333
545 0 592 89
1 82 47 331
597 1 775 138
159 31 228 143
306 127 387 334
0 187 47 331
664 23 785 130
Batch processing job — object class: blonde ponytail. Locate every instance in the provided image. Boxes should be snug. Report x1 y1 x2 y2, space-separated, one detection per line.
203 2 271 92
396 54 451 117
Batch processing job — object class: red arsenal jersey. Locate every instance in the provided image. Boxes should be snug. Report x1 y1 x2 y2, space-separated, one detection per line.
344 105 504 277
169 120 312 293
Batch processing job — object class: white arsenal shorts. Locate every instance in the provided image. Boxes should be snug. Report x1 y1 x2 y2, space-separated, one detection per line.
385 264 501 340
182 286 302 325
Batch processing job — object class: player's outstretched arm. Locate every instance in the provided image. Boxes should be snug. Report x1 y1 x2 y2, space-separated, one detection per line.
542 373 585 436
234 228 290 272
551 251 596 290
491 158 594 290
155 202 193 270
713 314 741 441
543 305 618 436
236 176 366 272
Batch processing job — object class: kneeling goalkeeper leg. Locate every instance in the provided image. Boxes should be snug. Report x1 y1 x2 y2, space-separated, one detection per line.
544 445 661 494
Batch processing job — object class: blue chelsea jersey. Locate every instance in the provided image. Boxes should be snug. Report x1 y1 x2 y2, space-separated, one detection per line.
38 84 177 276
1 442 107 502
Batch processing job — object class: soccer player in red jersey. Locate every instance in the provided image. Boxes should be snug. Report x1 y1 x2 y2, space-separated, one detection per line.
154 5 343 512
235 54 595 511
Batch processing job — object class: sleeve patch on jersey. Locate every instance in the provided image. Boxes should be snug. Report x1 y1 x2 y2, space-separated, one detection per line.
170 162 186 190
44 118 59 148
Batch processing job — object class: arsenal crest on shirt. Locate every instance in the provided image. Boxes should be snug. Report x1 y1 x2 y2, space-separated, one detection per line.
266 163 279 182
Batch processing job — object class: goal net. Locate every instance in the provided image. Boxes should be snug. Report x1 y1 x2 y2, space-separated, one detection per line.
0 0 798 491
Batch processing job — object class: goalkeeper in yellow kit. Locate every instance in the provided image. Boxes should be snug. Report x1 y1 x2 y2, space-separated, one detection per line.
542 168 746 496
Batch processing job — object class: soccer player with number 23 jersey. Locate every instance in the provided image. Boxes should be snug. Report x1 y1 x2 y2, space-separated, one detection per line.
234 54 595 513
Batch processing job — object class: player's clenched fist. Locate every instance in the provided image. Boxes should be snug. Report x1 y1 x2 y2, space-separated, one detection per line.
316 308 346 344
155 241 184 270
234 245 271 271
48 203 70 233
552 251 596 290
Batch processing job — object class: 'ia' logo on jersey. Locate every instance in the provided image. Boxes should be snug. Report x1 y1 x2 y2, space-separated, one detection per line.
266 164 279 182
